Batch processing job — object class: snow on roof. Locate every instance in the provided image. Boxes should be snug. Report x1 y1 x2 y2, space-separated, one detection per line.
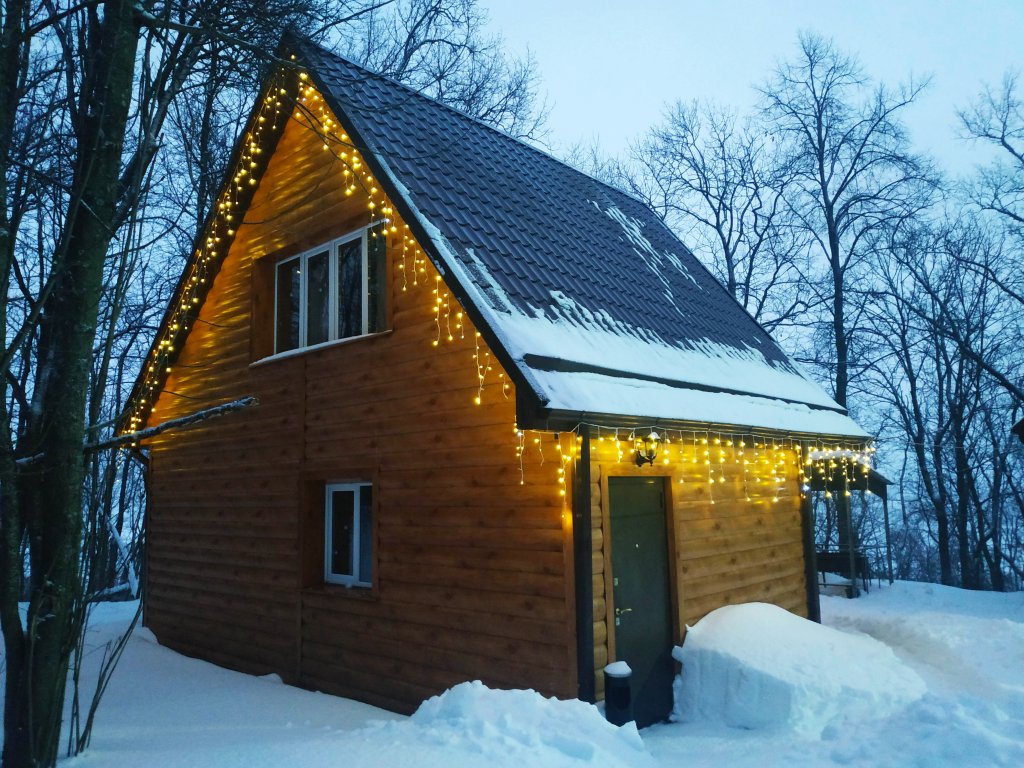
294 38 866 438
531 370 869 438
499 313 841 410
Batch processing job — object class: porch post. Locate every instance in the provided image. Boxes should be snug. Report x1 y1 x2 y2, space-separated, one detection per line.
572 424 595 702
799 483 821 623
883 497 894 585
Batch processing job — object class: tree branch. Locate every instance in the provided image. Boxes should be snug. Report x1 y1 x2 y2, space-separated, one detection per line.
90 395 258 452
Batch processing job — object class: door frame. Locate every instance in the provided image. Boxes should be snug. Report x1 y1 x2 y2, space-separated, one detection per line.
601 466 681 665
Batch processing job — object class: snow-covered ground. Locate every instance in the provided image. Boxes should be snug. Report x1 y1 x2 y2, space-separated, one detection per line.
652 583 1024 767
2 581 1022 766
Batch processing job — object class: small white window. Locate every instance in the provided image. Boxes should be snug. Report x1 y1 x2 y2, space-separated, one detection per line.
324 482 373 587
274 226 387 354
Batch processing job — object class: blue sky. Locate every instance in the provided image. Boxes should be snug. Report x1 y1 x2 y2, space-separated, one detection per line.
485 0 1023 175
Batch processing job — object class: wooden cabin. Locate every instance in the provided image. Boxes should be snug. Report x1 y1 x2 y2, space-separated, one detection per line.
123 35 871 727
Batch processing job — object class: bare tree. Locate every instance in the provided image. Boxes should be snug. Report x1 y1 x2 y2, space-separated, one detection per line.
0 2 33 760
627 101 809 333
867 226 956 585
2 4 141 765
961 73 1024 240
760 33 936 554
954 73 1024 409
760 32 935 410
341 0 548 141
1 2 546 766
868 218 1024 588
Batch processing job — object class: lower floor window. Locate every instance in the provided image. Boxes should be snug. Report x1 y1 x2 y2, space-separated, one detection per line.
325 482 373 587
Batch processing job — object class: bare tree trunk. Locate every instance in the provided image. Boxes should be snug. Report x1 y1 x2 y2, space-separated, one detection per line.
932 349 955 586
984 420 1008 591
2 5 548 763
824 202 854 549
953 444 975 588
5 4 139 765
0 1 32 764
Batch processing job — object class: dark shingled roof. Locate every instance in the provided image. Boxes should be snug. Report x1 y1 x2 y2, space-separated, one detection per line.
283 37 863 434
294 38 790 363
118 36 867 439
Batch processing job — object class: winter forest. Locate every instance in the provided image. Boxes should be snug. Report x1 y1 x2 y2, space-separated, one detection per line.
0 1 1022 766
608 45 1024 592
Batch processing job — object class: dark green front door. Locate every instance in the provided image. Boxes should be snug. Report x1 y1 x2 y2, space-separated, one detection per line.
609 477 674 727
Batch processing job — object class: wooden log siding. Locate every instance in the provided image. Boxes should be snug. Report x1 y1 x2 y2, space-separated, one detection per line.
144 98 575 713
588 437 807 696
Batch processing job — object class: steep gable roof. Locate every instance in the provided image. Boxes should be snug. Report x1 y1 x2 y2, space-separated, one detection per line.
291 38 866 439
122 37 866 441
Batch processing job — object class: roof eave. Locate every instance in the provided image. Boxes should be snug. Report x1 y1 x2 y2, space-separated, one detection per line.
519 406 871 445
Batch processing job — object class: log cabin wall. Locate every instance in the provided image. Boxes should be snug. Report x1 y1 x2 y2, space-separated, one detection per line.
588 435 807 697
145 94 576 713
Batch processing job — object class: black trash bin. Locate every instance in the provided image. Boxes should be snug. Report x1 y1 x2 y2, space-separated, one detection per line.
603 661 633 726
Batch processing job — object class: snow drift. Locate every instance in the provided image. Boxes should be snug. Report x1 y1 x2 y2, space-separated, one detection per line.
675 602 926 736
402 680 655 767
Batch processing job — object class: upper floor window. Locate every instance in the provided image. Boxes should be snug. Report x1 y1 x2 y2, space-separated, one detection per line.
274 227 386 354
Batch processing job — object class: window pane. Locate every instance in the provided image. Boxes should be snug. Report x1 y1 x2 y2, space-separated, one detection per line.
329 490 355 577
275 259 301 352
367 231 387 333
358 486 373 584
306 250 330 346
337 239 363 339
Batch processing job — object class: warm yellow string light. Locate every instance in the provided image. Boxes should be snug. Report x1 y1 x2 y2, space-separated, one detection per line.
507 421 872 502
472 332 491 406
742 438 751 501
127 71 881 519
128 67 522 439
514 423 525 485
124 69 298 434
561 434 569 499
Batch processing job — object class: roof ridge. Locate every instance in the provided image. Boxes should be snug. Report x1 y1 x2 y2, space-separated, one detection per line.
292 35 653 212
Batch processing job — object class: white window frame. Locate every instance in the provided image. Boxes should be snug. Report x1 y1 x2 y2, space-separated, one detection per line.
324 482 373 588
273 224 381 355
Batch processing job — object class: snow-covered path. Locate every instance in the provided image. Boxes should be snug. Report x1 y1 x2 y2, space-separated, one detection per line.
646 583 1024 767
2 581 1021 766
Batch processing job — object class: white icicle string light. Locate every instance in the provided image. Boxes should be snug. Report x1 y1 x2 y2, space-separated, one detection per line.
503 419 875 501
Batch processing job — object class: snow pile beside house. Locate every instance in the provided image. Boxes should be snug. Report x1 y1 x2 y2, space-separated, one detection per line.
399 680 655 767
675 602 926 736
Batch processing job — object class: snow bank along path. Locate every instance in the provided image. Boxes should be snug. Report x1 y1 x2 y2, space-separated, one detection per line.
647 582 1024 768
675 602 926 736
395 680 654 767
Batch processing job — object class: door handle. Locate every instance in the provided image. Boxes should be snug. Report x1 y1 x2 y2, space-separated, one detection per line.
615 607 633 616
